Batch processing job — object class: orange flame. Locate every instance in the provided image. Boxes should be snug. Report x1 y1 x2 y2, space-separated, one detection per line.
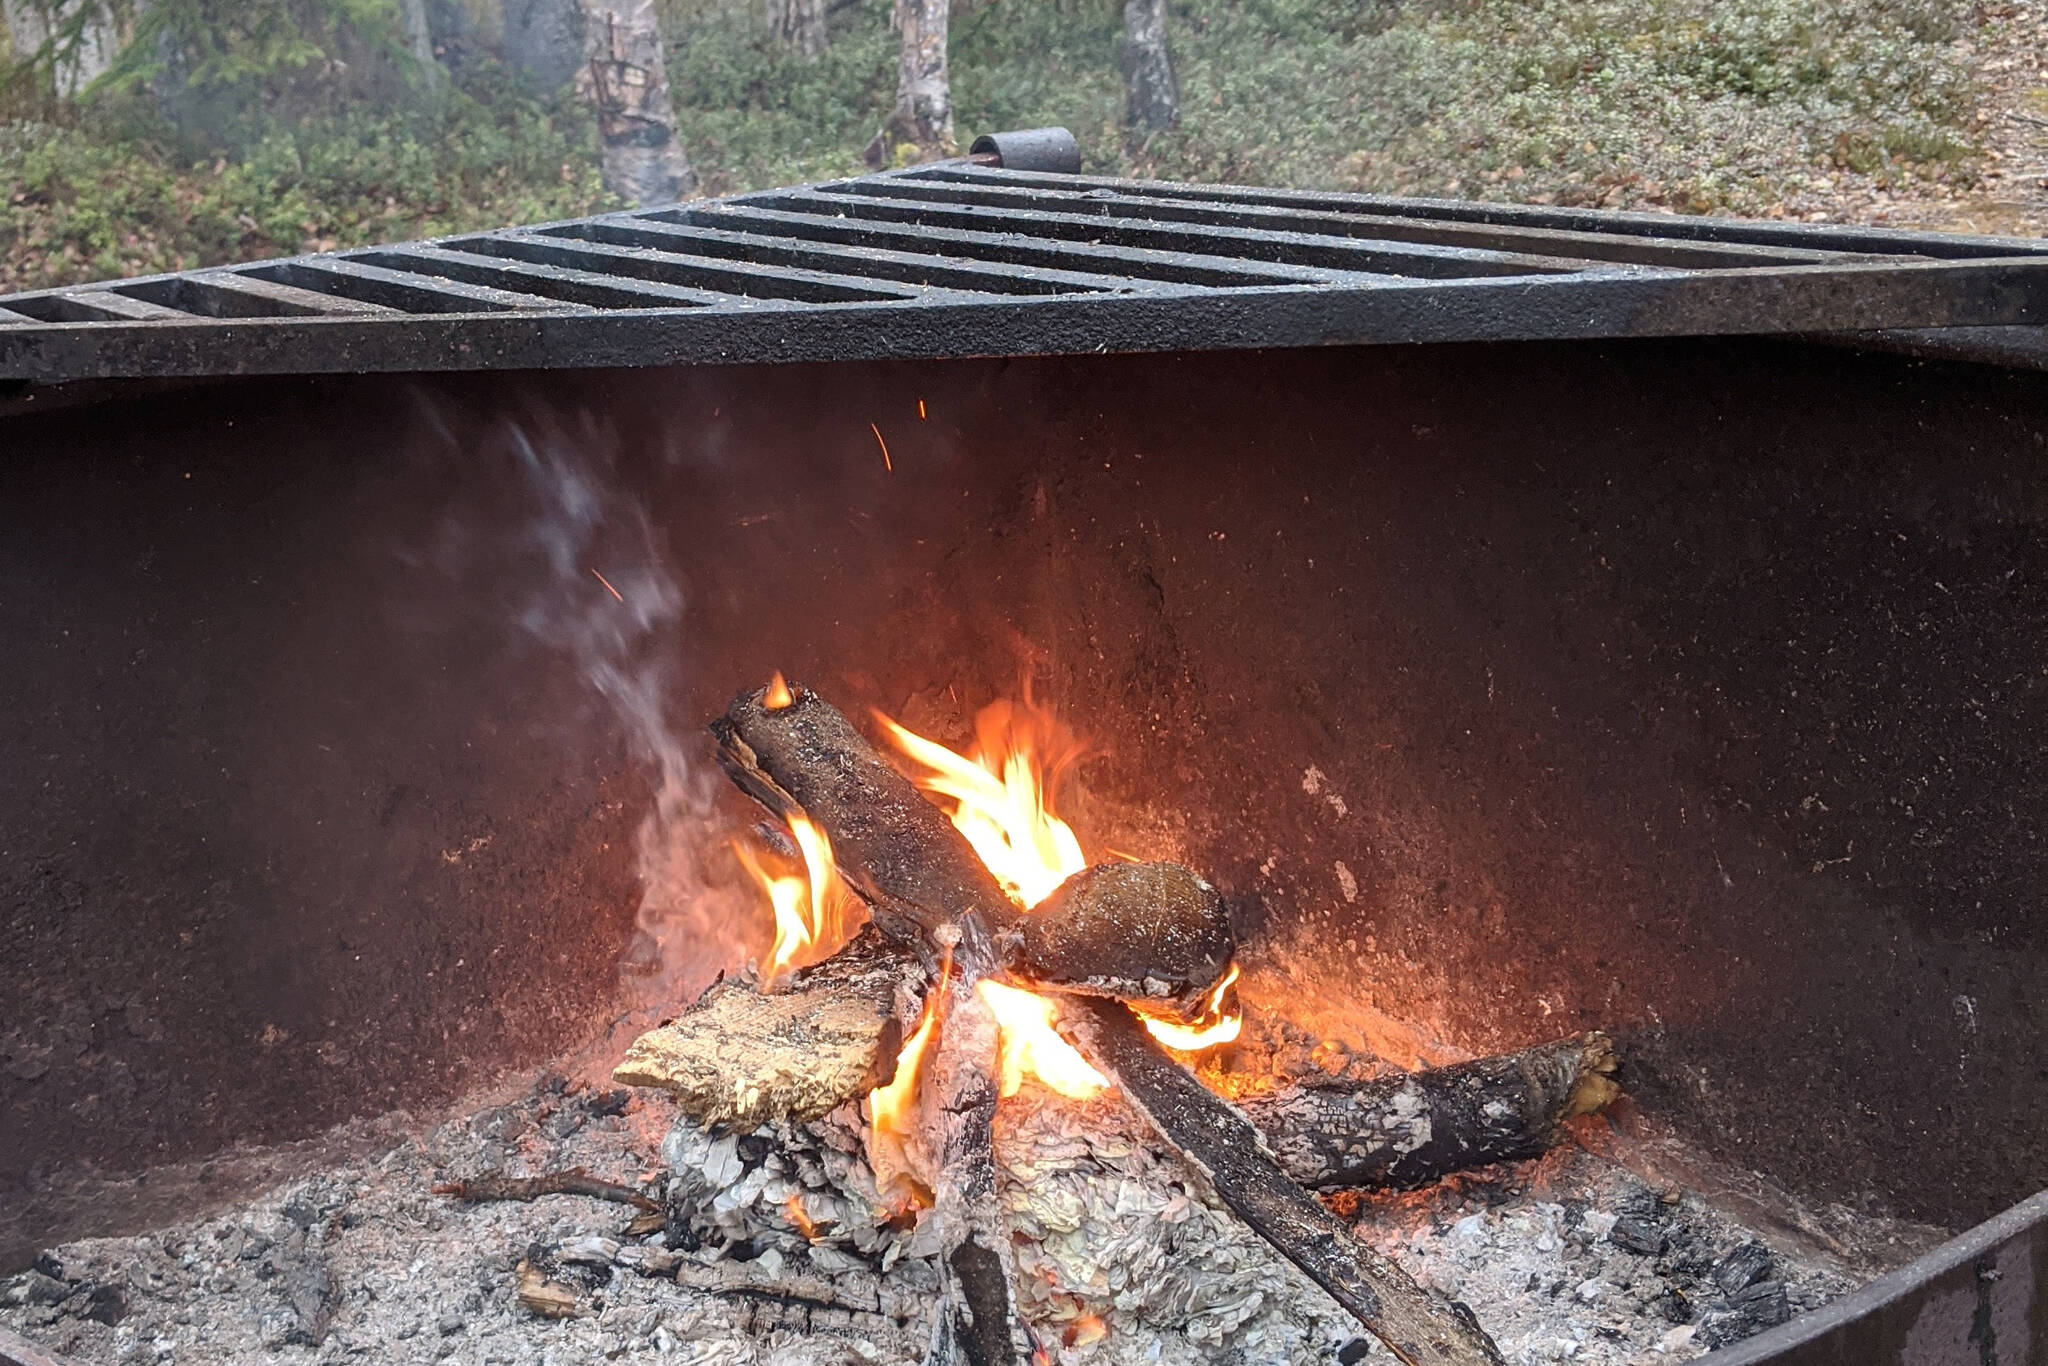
784 1192 823 1241
868 964 948 1213
1141 963 1243 1052
877 697 1087 908
977 980 1106 1100
764 671 794 709
734 813 858 982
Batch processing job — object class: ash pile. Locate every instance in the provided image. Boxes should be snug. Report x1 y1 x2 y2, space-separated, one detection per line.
0 1028 1914 1366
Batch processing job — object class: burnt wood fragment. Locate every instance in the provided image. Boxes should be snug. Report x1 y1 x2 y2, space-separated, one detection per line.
1055 996 1505 1366
1015 860 1235 1019
1240 1032 1620 1190
433 1168 662 1213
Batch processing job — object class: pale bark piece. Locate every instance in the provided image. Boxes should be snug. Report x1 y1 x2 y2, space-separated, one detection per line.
1056 996 1505 1366
1119 0 1177 132
766 0 827 57
1243 1032 1621 1190
579 0 697 205
713 684 1021 974
614 930 914 1128
865 0 954 166
515 1261 580 1318
1016 860 1234 1018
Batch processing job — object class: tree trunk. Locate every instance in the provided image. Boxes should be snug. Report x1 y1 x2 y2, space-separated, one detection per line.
1119 0 1177 134
863 0 952 168
503 0 586 92
2 0 124 99
578 0 697 206
398 0 440 90
765 0 826 58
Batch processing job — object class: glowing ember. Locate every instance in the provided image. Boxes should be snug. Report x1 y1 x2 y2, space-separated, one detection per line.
877 697 1087 908
733 813 857 982
764 671 794 709
1141 963 1244 1052
976 979 1106 1100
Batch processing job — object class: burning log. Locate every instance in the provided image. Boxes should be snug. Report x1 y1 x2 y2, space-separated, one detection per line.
1056 997 1504 1366
1242 1032 1622 1191
704 681 1503 1366
614 926 916 1129
1016 860 1235 1020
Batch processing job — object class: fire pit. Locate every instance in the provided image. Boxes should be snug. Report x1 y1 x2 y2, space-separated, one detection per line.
3 148 2047 1366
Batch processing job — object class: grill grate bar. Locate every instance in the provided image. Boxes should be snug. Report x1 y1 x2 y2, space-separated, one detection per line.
903 164 2048 263
899 166 1885 270
680 200 1360 288
343 244 727 310
248 258 577 314
539 216 1132 296
752 184 1610 280
129 272 404 318
449 231 959 304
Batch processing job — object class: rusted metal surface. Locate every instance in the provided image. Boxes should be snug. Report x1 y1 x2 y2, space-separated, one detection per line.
1717 1191 2048 1365
2 136 2047 384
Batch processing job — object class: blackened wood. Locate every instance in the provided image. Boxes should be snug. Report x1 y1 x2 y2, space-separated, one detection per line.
433 1168 662 1212
1016 860 1234 1019
713 684 1021 973
1056 996 1505 1366
1242 1032 1620 1190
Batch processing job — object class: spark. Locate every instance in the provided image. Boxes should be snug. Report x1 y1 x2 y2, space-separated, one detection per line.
917 399 927 420
590 567 623 602
870 421 893 472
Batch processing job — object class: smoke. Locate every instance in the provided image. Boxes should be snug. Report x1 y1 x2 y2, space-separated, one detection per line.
411 396 750 1004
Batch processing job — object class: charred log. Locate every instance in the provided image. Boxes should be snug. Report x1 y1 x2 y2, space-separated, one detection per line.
1243 1033 1621 1190
1016 860 1234 1018
1056 996 1505 1366
433 1169 661 1213
714 684 1019 973
613 926 915 1128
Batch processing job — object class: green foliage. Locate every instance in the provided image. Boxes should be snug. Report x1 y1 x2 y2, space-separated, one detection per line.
0 0 1993 291
2 71 609 291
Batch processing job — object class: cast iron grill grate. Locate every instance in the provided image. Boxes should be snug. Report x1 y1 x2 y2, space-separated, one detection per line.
4 159 2048 382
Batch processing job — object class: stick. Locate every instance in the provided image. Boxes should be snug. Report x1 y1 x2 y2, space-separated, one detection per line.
433 1169 660 1213
1057 997 1505 1366
1243 1033 1620 1190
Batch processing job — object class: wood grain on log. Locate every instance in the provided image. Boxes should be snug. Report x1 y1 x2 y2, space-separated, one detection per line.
1016 861 1235 1018
614 927 913 1128
1244 1033 1620 1191
1056 997 1505 1366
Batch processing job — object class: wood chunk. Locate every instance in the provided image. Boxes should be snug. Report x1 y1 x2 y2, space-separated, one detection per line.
713 685 1020 973
1013 861 1235 1021
614 928 912 1128
514 1261 580 1319
1055 996 1505 1366
1241 1032 1621 1190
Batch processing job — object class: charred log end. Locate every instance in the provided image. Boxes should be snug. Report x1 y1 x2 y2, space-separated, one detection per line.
1013 861 1235 1021
1558 1032 1622 1120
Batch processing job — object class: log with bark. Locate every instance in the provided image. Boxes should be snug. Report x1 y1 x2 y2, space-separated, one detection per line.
701 682 1504 1366
1243 1032 1620 1191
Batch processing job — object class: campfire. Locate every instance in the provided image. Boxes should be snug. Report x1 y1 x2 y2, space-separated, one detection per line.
609 679 1624 1366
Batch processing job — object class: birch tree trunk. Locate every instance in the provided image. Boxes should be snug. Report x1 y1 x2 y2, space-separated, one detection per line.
1119 0 1177 133
862 0 952 167
2 0 124 99
398 0 440 90
578 0 697 206
765 0 826 58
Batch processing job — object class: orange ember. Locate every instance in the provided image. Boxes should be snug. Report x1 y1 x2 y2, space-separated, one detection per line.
764 671 795 709
733 813 858 982
784 1192 823 1241
977 979 1106 1100
1141 963 1244 1052
877 697 1087 908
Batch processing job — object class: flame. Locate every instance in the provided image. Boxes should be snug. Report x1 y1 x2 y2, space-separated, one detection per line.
1067 1313 1108 1348
733 813 857 981
868 965 948 1213
764 671 794 709
977 980 1106 1100
877 697 1087 908
784 1192 823 1241
1141 963 1243 1052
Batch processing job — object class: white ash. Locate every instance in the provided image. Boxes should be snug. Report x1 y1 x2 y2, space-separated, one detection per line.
3 1070 1916 1366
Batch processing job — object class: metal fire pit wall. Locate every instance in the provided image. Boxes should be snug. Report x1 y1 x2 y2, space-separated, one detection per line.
4 155 2048 1365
